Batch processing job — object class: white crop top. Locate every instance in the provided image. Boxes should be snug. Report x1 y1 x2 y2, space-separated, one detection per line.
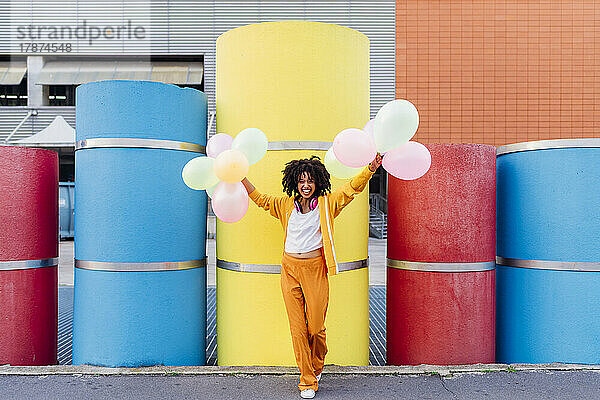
284 203 323 253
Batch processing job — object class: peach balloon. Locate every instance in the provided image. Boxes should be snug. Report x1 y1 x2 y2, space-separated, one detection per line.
214 149 249 183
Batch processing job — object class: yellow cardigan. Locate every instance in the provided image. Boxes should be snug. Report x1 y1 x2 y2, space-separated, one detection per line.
248 166 376 276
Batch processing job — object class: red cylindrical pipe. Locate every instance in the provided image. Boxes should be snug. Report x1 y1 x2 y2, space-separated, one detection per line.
0 146 58 366
386 143 496 365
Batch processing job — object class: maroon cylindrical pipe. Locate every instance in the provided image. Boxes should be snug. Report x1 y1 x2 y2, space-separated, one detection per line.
386 143 496 365
0 146 58 365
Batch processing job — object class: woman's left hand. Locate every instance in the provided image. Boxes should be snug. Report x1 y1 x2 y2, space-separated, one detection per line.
369 153 383 172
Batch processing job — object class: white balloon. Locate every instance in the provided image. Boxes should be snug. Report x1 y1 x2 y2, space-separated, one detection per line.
232 128 268 165
373 99 419 153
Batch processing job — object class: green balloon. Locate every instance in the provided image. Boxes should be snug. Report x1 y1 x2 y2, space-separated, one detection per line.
182 157 220 190
373 99 419 153
206 183 217 198
232 128 268 165
324 148 363 179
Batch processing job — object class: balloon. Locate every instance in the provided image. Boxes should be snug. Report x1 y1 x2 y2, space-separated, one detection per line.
382 141 431 180
332 128 377 168
362 119 375 140
182 156 220 190
214 149 249 183
324 148 363 179
206 133 233 158
373 99 419 153
206 183 217 198
232 128 268 165
211 181 249 223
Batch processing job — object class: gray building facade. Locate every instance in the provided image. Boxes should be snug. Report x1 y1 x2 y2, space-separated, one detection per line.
1 0 394 142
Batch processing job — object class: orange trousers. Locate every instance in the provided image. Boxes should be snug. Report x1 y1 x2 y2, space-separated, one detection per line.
281 251 329 392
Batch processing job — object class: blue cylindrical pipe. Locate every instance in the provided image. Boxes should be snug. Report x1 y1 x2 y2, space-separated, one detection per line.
73 80 208 367
496 140 600 364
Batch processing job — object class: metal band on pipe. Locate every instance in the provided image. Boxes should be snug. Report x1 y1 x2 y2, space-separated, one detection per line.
217 258 368 274
387 259 495 272
268 141 332 151
496 139 600 156
496 256 600 272
217 260 281 274
75 258 207 272
338 258 369 272
0 257 58 271
75 138 206 154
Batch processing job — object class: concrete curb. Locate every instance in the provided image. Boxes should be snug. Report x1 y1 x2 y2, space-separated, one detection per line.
1 363 600 376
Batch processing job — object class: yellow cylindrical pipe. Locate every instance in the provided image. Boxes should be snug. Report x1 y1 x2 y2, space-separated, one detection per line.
216 21 370 366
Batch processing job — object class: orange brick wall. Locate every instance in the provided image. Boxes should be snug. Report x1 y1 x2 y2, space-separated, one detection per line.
396 0 600 146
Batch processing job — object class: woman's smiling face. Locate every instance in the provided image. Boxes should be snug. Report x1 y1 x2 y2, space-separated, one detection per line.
297 171 316 199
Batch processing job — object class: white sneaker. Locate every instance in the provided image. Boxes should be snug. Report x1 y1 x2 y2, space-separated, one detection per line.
316 373 321 382
300 388 315 399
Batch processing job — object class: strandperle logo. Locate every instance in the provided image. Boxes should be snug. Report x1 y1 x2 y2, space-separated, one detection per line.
15 20 146 45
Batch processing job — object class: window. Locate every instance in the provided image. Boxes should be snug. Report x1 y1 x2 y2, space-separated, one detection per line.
47 85 76 106
0 78 27 106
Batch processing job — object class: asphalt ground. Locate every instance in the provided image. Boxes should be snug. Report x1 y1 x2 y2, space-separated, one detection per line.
1 370 600 400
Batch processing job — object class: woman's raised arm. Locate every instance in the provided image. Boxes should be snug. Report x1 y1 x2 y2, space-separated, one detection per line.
328 153 382 217
243 177 288 220
241 177 255 194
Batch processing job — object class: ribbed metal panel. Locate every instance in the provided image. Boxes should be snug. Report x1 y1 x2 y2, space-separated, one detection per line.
0 107 75 142
207 0 396 124
0 0 394 139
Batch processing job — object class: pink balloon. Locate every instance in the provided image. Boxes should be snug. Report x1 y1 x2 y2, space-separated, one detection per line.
211 181 249 223
362 119 375 140
382 141 431 180
206 133 233 158
332 128 377 168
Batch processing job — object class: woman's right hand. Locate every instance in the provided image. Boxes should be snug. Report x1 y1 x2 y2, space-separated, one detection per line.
369 153 383 172
241 177 255 194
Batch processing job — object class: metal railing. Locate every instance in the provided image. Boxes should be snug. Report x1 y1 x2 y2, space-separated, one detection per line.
369 193 387 239
370 193 387 214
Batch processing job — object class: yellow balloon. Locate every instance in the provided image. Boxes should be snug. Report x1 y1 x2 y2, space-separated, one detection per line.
214 149 249 183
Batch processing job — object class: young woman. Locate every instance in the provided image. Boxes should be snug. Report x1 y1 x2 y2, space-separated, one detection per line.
241 153 382 399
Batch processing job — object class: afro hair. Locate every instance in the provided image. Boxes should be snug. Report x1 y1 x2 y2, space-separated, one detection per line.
281 155 331 199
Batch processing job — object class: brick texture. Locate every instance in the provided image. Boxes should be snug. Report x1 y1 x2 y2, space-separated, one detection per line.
396 0 600 146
